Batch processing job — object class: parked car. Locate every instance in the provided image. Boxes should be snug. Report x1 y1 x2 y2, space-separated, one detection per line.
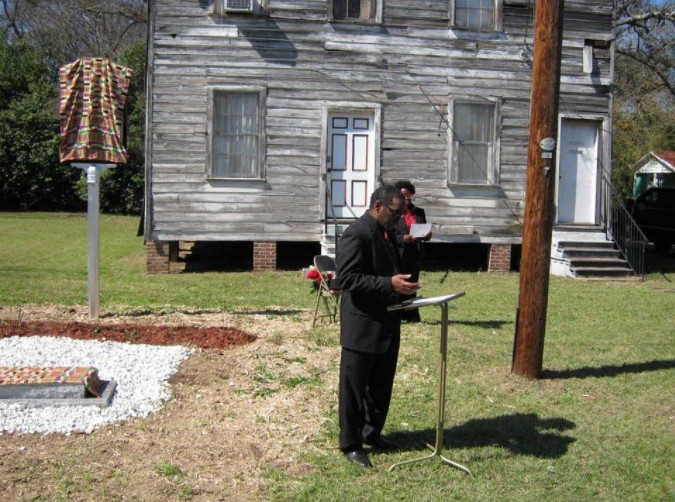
625 187 675 254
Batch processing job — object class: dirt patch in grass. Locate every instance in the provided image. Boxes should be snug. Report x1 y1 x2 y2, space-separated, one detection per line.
0 305 340 501
0 320 256 349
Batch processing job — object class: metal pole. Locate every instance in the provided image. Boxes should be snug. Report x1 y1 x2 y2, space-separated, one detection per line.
436 302 472 474
73 163 114 320
389 299 471 475
436 302 448 451
87 165 100 319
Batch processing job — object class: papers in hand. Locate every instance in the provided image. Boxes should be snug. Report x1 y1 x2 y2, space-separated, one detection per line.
410 223 432 238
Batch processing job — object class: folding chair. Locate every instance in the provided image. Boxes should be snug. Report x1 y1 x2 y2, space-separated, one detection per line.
312 255 341 327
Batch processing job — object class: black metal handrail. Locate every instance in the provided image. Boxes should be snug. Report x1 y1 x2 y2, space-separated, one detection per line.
601 175 647 279
323 174 351 253
323 172 338 246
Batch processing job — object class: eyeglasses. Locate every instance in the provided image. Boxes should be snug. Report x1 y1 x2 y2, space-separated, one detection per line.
381 202 404 219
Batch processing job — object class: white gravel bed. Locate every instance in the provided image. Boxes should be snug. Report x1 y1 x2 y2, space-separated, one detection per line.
0 336 193 435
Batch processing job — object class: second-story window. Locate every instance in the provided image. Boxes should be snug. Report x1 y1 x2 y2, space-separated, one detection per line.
453 0 497 30
333 0 376 22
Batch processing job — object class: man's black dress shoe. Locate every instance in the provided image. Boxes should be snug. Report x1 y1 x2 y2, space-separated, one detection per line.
365 435 398 450
345 449 372 468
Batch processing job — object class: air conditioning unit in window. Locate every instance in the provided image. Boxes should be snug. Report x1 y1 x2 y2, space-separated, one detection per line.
224 0 253 12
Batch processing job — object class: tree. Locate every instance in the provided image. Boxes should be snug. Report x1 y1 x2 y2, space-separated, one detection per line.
0 0 147 213
94 41 146 215
0 39 82 210
615 0 675 96
612 0 675 196
1 1 146 70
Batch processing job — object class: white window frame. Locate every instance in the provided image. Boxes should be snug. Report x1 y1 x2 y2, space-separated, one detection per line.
450 0 502 32
447 97 501 187
207 85 266 181
328 0 383 24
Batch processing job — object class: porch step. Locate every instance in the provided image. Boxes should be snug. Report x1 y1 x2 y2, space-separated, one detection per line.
561 246 621 259
552 231 636 279
568 256 633 279
570 267 636 279
555 224 605 232
321 240 337 258
321 222 352 257
557 240 614 249
568 257 631 269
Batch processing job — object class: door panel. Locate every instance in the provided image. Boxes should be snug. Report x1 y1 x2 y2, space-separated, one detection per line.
352 135 369 171
331 134 347 170
352 180 368 207
331 180 346 207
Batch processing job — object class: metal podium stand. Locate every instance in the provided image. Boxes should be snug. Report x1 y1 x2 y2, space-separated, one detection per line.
387 292 472 475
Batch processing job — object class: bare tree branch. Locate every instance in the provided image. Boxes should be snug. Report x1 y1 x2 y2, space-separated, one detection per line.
614 9 675 27
617 48 675 96
613 1 674 99
80 1 148 24
5 0 146 68
1 0 25 40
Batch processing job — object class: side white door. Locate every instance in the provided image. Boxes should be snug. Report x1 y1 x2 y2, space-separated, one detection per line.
557 119 600 224
326 113 376 219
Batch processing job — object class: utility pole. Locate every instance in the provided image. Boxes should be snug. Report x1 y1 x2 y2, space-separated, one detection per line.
512 0 565 378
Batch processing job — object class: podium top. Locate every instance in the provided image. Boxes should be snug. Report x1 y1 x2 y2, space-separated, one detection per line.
387 292 465 311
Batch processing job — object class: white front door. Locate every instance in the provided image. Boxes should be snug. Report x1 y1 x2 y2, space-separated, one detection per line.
557 119 600 224
326 112 376 219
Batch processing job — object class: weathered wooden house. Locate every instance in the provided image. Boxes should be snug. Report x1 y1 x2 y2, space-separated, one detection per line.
144 0 617 274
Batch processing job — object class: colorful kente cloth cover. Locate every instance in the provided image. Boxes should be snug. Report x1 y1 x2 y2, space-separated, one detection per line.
58 57 133 164
0 366 102 397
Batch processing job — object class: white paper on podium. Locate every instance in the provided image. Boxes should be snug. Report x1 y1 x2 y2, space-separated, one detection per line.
387 292 465 311
410 223 432 238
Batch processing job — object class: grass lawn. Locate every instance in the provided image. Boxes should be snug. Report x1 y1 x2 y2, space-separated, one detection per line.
1 212 673 501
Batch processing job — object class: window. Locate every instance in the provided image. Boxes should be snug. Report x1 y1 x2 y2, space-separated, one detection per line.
453 0 498 30
331 0 378 22
448 100 499 185
214 0 266 15
583 39 611 74
209 88 265 179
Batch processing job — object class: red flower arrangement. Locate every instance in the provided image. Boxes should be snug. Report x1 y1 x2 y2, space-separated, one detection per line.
305 267 334 291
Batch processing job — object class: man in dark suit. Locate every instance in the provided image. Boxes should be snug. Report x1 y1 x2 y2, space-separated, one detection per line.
336 184 421 468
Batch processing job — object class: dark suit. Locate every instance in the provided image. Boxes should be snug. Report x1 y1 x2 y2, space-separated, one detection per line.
395 206 427 322
336 211 402 452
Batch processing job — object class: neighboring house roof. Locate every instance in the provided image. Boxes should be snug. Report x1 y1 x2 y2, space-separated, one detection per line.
633 150 675 175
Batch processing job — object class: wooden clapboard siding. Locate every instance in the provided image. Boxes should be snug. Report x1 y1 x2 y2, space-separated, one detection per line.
146 0 614 244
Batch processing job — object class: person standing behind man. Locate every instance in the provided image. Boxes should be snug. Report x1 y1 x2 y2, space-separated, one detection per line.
336 184 421 468
394 180 432 323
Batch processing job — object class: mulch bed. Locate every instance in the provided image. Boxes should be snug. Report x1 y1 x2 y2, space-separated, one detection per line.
0 320 256 350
